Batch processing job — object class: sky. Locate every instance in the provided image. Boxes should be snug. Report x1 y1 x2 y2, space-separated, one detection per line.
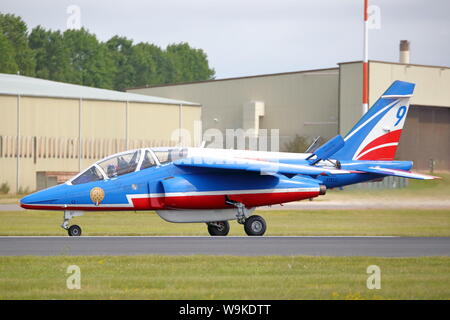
1 0 449 79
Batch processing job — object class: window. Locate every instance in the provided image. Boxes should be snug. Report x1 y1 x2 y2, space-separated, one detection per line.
170 148 188 162
71 166 104 185
153 148 188 165
141 150 156 170
153 150 170 164
98 150 141 178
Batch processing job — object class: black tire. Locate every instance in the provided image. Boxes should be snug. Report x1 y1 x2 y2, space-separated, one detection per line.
244 215 266 236
68 225 82 237
207 221 230 236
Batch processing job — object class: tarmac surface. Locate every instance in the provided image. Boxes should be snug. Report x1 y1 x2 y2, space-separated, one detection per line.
0 204 23 211
1 236 449 257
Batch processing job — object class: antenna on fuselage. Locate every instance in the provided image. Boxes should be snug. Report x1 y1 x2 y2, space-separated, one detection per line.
305 136 322 153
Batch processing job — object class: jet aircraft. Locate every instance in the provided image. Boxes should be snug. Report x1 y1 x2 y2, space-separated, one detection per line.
20 81 438 236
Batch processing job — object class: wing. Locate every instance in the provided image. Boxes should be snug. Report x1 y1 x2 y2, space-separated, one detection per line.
361 166 439 180
174 156 351 176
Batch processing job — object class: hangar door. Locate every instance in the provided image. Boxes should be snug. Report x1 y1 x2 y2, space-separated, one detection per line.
396 105 450 171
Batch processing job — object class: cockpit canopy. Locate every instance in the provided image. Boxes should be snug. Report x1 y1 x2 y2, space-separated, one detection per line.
70 147 188 185
98 149 142 178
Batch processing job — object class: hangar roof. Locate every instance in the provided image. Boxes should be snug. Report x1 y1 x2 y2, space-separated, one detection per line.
126 60 449 91
0 73 200 106
127 67 340 90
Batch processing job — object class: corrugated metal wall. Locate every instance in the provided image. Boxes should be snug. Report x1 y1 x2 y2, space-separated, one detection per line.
0 95 201 192
397 105 450 171
346 176 409 190
128 69 340 151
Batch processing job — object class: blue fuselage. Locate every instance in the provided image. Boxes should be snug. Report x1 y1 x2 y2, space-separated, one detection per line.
20 154 413 212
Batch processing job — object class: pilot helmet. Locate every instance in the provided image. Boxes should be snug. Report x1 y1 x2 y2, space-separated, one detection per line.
107 164 117 177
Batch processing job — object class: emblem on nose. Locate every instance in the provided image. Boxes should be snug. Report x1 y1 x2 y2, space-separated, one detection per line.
90 187 105 205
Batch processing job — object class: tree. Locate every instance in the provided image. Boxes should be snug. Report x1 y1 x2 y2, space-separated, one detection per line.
129 42 169 87
284 135 327 153
106 36 135 90
63 28 116 89
166 42 215 83
29 26 72 82
284 135 311 153
0 13 216 89
0 13 35 76
0 31 18 73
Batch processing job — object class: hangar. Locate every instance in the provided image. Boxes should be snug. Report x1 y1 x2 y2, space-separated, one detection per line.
0 73 200 193
128 60 450 172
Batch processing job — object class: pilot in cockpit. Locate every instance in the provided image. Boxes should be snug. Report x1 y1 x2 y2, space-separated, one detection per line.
107 164 117 177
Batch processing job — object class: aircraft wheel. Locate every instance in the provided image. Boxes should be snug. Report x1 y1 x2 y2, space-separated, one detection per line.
207 221 230 236
244 215 266 236
68 225 82 237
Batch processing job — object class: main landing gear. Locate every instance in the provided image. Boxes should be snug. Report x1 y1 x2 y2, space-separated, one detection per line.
207 221 230 236
243 215 266 236
206 199 267 236
61 210 84 236
206 215 267 236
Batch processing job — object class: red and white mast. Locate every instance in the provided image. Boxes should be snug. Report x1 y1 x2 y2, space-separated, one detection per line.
362 0 369 115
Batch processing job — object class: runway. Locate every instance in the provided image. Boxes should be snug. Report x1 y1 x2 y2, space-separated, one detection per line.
1 236 449 257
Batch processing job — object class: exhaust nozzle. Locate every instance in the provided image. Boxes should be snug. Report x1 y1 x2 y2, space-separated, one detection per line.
319 184 327 195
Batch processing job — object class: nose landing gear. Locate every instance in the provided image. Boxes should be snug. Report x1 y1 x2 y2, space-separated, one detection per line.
61 210 84 236
68 225 82 236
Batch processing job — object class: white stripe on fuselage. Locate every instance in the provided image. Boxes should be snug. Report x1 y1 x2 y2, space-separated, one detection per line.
355 142 398 160
131 187 319 198
187 148 311 161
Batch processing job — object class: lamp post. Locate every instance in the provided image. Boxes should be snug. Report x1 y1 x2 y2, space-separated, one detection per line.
362 0 369 115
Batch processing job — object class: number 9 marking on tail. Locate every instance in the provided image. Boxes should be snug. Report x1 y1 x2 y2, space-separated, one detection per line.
395 106 407 126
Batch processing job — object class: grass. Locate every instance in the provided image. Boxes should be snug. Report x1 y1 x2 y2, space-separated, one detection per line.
1 175 448 300
0 208 450 236
0 255 449 299
326 172 450 201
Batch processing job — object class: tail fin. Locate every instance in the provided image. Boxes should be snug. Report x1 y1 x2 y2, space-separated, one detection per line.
333 80 415 161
